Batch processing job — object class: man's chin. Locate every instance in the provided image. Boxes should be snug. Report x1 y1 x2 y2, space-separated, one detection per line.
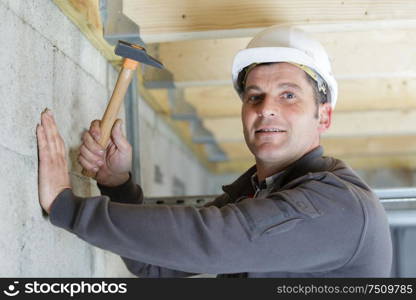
252 146 286 163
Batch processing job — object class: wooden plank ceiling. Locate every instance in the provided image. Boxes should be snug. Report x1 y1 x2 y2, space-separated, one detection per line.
122 0 416 173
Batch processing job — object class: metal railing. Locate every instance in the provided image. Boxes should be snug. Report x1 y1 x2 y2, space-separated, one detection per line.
145 188 416 212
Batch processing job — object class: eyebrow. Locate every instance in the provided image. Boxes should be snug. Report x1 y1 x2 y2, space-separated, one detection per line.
244 82 302 93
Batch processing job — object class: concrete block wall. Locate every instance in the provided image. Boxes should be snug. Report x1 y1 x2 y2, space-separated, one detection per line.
0 0 229 277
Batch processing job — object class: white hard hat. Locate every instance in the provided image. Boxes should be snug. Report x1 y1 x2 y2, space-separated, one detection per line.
232 25 338 109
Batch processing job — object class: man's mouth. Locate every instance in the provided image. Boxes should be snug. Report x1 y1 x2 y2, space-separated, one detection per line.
255 128 286 134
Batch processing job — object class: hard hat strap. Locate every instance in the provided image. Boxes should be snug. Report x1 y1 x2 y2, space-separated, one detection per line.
289 63 327 95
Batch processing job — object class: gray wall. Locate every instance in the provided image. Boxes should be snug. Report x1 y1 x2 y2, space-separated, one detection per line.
0 0 227 277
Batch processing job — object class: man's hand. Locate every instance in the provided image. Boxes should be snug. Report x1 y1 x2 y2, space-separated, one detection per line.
78 119 132 187
36 109 71 214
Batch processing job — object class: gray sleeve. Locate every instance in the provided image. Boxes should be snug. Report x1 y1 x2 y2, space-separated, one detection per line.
96 174 199 277
97 173 144 205
49 175 365 274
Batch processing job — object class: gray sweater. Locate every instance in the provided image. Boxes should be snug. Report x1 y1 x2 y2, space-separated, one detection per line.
49 146 392 277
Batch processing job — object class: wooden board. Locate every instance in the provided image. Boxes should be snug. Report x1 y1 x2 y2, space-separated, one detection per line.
123 0 416 42
155 29 416 83
53 0 120 64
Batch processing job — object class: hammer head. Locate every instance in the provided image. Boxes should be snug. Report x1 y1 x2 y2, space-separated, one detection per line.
115 40 164 69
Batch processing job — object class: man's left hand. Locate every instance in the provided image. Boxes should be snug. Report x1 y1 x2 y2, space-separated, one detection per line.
36 109 71 214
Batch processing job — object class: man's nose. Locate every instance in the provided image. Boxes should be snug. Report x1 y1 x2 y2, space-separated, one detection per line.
258 96 279 117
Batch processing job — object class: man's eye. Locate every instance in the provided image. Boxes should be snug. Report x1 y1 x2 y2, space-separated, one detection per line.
247 95 262 103
282 92 296 100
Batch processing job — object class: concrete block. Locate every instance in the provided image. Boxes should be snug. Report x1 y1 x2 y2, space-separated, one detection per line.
0 145 97 276
52 49 108 149
21 222 95 277
0 146 130 276
1 0 107 86
0 147 32 276
51 49 125 184
0 3 53 156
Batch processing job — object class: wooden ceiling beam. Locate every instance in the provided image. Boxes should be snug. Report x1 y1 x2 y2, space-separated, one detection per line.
150 28 416 84
53 0 120 63
123 0 416 42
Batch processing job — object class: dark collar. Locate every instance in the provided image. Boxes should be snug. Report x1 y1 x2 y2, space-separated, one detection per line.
222 146 326 200
250 169 286 191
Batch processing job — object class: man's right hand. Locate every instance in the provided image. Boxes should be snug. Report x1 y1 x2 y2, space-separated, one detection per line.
78 119 132 187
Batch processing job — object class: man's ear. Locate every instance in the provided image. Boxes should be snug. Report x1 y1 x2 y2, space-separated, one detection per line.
318 103 332 133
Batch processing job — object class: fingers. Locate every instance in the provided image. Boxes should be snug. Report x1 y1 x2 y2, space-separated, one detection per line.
89 119 101 141
36 124 48 160
40 110 57 153
79 155 100 172
39 109 65 156
79 120 105 171
111 119 131 153
37 109 71 214
82 128 105 156
79 143 104 169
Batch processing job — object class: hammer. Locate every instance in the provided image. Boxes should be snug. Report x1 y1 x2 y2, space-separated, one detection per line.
82 40 163 177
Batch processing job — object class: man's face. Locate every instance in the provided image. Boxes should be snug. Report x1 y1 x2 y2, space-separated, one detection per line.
241 62 332 164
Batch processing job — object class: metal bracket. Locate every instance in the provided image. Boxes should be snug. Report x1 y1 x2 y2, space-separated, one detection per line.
142 64 175 89
99 3 175 88
191 119 216 144
168 89 198 121
99 0 145 46
204 142 228 162
168 88 228 162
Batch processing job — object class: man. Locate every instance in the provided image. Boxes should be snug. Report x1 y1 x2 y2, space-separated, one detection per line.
36 25 392 277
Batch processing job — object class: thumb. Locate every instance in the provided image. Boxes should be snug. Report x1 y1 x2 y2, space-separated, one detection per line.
111 119 129 151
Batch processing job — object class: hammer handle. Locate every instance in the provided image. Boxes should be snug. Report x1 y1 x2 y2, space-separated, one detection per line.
82 60 138 178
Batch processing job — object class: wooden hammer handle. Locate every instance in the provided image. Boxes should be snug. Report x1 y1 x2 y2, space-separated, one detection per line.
82 59 138 178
